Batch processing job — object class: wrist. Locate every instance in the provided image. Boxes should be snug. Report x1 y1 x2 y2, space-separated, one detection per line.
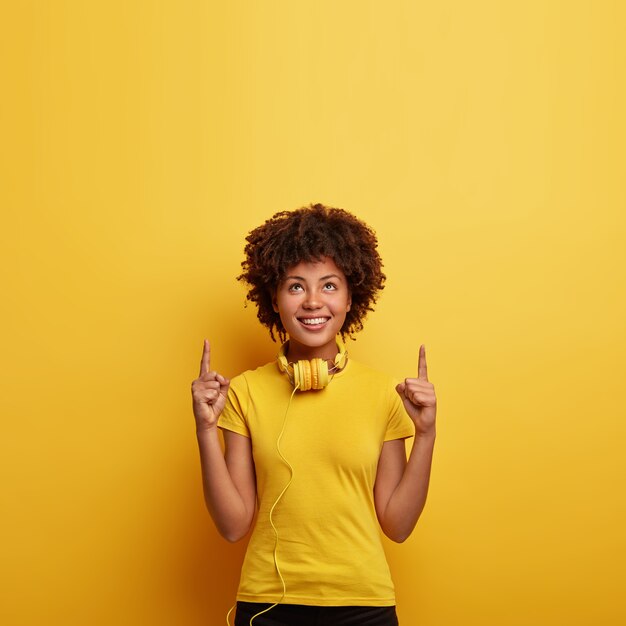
196 424 219 438
414 428 436 442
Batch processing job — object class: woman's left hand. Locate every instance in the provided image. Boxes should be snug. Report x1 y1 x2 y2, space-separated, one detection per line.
396 344 437 437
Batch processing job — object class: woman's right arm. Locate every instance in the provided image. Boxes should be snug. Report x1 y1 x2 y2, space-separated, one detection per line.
191 339 257 542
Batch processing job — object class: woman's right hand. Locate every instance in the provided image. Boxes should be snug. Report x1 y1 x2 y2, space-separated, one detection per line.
191 339 230 432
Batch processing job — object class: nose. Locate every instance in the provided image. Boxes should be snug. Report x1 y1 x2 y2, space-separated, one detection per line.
302 289 322 309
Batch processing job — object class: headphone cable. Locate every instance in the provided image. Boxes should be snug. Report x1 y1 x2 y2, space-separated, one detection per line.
226 384 299 626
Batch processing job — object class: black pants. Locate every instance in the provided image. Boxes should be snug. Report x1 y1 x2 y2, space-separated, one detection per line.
234 601 399 626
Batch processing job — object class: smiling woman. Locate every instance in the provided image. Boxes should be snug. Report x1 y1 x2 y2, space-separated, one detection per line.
271 257 352 362
190 203 437 626
237 203 386 342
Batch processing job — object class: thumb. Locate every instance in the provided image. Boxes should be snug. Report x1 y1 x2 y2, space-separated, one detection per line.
395 382 406 396
218 376 230 397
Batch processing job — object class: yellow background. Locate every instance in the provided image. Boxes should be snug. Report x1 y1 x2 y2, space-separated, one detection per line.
1 1 624 624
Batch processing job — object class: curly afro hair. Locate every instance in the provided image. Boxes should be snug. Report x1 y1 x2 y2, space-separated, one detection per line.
238 203 386 342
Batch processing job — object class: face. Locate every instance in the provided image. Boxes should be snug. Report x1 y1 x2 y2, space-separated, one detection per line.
272 257 351 362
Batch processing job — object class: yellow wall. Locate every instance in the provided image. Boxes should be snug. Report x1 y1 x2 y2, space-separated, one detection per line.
2 2 624 624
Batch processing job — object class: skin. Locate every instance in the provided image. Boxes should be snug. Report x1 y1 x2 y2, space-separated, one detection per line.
191 258 437 543
191 341 256 542
375 344 437 542
271 257 352 363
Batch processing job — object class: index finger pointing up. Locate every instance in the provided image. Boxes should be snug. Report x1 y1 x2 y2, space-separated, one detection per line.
199 339 211 377
418 344 428 380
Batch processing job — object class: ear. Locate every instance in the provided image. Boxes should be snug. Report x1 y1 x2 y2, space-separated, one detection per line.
346 289 352 312
271 290 279 313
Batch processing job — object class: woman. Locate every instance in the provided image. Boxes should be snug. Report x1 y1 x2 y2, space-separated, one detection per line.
191 204 437 626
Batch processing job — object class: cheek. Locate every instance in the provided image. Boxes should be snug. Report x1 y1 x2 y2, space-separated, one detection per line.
273 294 294 317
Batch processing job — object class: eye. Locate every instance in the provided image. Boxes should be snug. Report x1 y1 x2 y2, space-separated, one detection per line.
288 283 303 292
323 282 337 291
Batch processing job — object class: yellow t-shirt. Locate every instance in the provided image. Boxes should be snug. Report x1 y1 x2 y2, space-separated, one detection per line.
217 357 414 606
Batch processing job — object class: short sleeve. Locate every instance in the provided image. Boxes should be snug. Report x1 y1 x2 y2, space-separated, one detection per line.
384 384 415 442
217 373 251 438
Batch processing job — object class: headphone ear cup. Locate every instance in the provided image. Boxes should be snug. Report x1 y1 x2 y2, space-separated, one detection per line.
277 337 347 391
302 360 312 391
293 360 301 390
310 359 319 390
295 360 312 391
315 358 329 389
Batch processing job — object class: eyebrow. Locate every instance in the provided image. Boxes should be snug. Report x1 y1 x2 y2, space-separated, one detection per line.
284 274 343 282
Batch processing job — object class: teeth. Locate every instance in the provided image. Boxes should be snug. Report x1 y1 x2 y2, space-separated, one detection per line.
301 317 328 325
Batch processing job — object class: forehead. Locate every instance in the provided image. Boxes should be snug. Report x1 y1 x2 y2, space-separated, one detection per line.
282 256 347 280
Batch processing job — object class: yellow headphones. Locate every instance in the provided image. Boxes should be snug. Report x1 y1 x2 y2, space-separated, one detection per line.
276 336 348 391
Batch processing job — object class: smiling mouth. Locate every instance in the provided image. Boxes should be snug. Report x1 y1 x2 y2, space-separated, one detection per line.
298 317 330 327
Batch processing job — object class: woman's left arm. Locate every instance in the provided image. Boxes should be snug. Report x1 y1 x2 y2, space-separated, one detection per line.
374 344 437 543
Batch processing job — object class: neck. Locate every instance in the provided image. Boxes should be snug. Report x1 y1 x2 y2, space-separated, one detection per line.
286 347 339 363
284 338 339 363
